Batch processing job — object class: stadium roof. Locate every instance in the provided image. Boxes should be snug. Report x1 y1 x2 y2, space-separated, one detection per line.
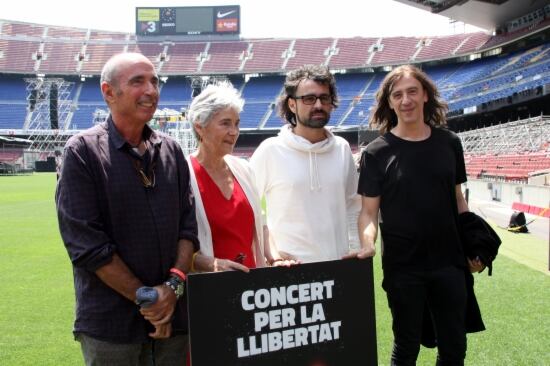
395 0 549 31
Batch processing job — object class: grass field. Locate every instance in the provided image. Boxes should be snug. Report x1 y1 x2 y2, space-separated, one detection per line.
0 173 549 365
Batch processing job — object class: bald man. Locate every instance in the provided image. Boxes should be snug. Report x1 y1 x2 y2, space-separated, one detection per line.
56 53 199 365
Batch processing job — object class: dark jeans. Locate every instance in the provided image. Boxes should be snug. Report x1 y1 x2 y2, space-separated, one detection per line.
76 333 189 366
383 266 467 366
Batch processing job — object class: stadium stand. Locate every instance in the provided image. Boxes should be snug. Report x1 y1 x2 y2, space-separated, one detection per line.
341 73 384 127
465 152 550 182
452 32 491 54
329 73 374 127
0 75 27 100
39 42 81 74
0 76 27 130
0 149 23 163
240 75 283 129
0 135 30 174
0 35 548 131
80 43 127 74
6 17 539 75
328 38 378 69
0 8 549 182
0 21 45 37
45 25 88 40
415 34 469 61
285 38 334 70
242 39 291 73
159 77 193 104
370 36 419 65
201 41 249 74
89 30 130 41
0 104 27 130
482 17 550 50
460 116 550 182
131 43 165 66
0 17 546 76
0 39 40 73
162 42 206 74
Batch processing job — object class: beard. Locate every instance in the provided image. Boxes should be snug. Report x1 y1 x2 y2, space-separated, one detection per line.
296 109 330 128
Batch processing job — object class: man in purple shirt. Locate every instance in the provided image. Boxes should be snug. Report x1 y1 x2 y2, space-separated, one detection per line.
56 52 198 365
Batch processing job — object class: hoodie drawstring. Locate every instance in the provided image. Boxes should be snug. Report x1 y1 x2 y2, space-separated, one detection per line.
308 151 322 191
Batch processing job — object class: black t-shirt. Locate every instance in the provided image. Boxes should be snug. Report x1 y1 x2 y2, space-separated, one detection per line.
358 126 467 272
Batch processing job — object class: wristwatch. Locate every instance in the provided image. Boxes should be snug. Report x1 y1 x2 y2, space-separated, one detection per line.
164 275 185 299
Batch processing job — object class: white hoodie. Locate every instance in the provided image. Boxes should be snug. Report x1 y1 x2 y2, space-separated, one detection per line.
250 125 360 263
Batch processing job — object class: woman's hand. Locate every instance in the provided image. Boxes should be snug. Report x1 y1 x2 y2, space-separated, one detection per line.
212 258 250 273
193 253 250 273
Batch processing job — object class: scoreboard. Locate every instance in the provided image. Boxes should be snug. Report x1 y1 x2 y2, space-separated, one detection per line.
136 5 240 36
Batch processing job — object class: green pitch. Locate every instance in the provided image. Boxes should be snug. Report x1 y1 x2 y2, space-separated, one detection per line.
0 173 548 365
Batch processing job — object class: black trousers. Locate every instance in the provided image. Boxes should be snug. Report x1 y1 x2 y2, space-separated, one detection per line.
383 266 467 366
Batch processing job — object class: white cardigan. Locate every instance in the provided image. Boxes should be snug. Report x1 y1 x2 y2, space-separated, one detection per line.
187 154 267 268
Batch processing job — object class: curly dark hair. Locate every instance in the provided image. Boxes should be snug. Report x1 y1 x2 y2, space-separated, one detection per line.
278 64 339 126
370 64 448 134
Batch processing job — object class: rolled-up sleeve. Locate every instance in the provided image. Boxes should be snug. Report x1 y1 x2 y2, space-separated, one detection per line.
175 147 200 250
56 141 115 271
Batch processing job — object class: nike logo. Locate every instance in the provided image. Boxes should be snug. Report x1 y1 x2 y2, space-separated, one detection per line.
217 10 236 18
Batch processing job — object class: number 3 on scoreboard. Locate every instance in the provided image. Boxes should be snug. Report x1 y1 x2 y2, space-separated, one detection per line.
146 21 157 33
139 21 157 35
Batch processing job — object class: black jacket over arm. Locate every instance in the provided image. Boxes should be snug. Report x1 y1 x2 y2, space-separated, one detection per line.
421 211 502 348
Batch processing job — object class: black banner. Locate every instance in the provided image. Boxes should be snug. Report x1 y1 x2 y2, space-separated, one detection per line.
187 258 377 366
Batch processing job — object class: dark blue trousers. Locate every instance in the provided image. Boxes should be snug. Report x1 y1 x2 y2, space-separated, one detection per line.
383 266 467 366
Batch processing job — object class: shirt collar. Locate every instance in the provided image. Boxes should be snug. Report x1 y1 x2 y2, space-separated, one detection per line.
106 115 162 150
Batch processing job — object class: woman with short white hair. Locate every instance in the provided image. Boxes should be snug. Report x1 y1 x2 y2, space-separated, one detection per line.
186 82 286 272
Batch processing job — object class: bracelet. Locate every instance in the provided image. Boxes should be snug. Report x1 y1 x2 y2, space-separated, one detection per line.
190 252 199 272
269 258 284 266
169 267 186 281
164 276 185 299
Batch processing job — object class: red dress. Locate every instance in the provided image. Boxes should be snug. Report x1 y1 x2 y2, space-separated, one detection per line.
191 156 256 268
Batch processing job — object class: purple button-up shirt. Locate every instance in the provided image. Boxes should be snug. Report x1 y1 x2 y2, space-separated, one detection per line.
56 116 198 343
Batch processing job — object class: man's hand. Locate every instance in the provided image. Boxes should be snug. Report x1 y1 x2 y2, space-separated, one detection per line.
140 284 176 326
343 244 376 259
278 251 301 262
149 322 172 339
271 258 300 267
356 196 379 261
468 256 485 273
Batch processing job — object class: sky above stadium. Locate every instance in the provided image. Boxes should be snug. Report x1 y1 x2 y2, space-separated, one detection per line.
3 0 485 38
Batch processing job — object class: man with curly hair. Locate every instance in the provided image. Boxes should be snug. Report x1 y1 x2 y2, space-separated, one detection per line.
250 64 360 264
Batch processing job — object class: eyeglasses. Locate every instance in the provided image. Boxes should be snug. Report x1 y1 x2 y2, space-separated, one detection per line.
293 94 333 105
131 157 156 189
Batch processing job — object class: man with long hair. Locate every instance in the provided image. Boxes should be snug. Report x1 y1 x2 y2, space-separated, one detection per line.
354 65 484 365
250 64 360 263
